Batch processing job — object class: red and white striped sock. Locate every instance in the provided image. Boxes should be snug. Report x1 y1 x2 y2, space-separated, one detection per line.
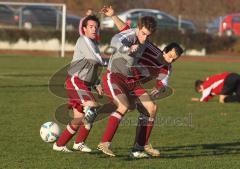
101 111 123 143
75 122 91 144
56 124 77 146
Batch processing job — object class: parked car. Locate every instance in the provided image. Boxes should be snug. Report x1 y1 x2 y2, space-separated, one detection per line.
206 16 223 36
127 14 196 33
102 8 196 33
206 13 240 36
0 4 18 26
17 5 80 30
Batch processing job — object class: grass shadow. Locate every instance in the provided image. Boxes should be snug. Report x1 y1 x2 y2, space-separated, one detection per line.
157 141 240 159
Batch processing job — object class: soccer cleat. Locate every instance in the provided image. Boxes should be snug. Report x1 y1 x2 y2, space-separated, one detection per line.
129 150 149 159
144 144 160 157
73 142 92 152
53 142 72 153
97 142 115 157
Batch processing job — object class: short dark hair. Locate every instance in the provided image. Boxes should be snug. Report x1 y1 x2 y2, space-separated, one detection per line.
163 42 184 57
195 80 203 92
137 16 157 33
82 15 100 28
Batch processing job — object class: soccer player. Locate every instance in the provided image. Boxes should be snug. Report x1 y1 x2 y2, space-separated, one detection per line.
192 72 240 103
99 6 183 158
96 15 158 157
53 15 103 152
130 42 183 157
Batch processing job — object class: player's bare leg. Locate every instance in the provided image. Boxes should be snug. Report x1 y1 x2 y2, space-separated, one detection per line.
73 101 99 153
98 94 129 157
219 95 227 103
53 108 84 152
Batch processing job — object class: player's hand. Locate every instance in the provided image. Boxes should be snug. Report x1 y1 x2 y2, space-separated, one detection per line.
150 87 159 95
129 44 139 53
150 87 161 99
99 6 114 17
191 97 199 101
119 44 139 55
96 84 104 96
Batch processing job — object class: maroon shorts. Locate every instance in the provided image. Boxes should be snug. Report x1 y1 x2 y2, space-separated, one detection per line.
65 75 95 112
102 71 146 101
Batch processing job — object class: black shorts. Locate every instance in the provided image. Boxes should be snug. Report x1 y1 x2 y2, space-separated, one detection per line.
221 73 240 95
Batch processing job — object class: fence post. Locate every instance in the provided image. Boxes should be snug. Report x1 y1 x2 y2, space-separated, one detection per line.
19 8 23 29
218 16 223 36
178 15 182 30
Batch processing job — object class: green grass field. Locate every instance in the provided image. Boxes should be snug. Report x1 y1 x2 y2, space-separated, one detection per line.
0 55 240 169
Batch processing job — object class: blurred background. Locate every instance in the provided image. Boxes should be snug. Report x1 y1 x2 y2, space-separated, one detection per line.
0 0 240 57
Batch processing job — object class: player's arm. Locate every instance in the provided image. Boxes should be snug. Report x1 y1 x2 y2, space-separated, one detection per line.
151 77 169 96
92 78 103 95
150 67 171 98
199 87 213 102
191 83 213 102
110 29 136 52
100 6 129 31
152 67 170 90
156 72 170 89
191 93 212 102
219 95 227 103
192 95 212 102
191 97 200 101
112 16 129 31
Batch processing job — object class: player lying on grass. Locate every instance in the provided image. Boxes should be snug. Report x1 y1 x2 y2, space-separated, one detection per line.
52 15 104 153
96 6 184 158
192 72 240 103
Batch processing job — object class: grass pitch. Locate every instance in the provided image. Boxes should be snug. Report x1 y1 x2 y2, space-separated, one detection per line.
0 55 240 169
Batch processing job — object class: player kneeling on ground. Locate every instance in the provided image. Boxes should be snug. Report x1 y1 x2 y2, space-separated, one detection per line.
192 72 240 103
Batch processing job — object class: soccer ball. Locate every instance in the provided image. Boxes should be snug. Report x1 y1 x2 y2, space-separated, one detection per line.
40 122 61 143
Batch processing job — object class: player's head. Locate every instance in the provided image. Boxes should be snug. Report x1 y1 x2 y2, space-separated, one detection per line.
195 80 204 93
136 16 157 44
163 42 184 63
82 15 100 40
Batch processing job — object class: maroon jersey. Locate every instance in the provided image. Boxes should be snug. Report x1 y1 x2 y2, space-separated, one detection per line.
119 25 171 89
133 41 172 89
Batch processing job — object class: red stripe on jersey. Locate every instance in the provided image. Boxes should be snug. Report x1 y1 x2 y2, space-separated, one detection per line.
200 72 230 102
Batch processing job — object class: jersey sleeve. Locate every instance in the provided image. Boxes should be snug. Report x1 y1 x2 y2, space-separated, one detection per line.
155 66 171 89
200 87 212 102
110 29 136 51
